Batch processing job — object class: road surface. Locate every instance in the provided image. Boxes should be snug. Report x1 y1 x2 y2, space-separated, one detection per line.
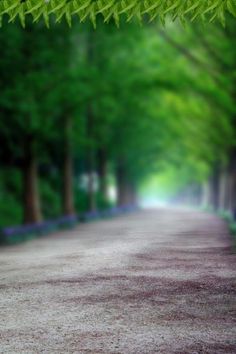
0 209 236 353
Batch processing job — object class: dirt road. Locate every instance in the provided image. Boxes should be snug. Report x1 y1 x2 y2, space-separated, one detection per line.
0 209 235 353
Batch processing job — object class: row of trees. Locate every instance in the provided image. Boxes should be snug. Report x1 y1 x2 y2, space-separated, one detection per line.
157 17 236 215
0 16 235 227
0 19 166 225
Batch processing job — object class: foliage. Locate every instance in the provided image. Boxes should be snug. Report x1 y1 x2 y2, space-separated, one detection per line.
0 169 22 227
140 17 236 202
0 0 235 27
0 15 236 229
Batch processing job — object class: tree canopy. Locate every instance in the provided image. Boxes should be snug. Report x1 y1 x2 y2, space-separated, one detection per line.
0 14 236 227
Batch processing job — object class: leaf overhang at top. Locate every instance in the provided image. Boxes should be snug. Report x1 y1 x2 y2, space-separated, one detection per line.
0 0 236 27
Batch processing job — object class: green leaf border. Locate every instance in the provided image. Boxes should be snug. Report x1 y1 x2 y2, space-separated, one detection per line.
0 0 235 27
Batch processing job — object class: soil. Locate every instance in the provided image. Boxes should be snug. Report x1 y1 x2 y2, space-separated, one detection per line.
0 208 235 353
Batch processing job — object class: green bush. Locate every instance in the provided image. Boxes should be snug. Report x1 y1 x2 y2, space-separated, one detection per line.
97 191 114 210
0 169 22 227
218 209 233 222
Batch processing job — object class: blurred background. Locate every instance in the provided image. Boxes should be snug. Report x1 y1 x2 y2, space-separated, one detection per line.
0 16 235 229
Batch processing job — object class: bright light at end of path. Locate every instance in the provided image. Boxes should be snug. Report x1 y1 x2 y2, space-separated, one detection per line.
140 197 169 208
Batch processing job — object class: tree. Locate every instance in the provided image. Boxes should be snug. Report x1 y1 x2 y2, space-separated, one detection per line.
0 20 73 223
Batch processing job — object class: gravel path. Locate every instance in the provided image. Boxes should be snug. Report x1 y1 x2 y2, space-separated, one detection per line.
0 208 236 353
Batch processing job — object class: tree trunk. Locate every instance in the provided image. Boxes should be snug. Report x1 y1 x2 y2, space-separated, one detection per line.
116 163 127 207
218 167 228 211
227 149 236 217
201 180 211 208
115 162 137 207
62 117 75 216
87 105 97 212
97 148 108 200
195 184 203 207
23 136 42 224
209 167 220 211
86 30 97 213
230 174 236 219
126 182 138 206
224 170 232 213
87 166 97 212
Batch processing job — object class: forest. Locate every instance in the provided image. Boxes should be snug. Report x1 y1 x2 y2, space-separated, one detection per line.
0 15 236 230
1 7 236 352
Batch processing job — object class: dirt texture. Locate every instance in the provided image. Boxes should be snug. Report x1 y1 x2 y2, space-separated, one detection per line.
0 208 236 353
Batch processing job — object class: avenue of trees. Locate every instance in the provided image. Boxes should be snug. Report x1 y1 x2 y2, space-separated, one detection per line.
0 16 235 227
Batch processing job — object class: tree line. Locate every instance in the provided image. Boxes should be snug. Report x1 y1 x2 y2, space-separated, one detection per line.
0 17 235 227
